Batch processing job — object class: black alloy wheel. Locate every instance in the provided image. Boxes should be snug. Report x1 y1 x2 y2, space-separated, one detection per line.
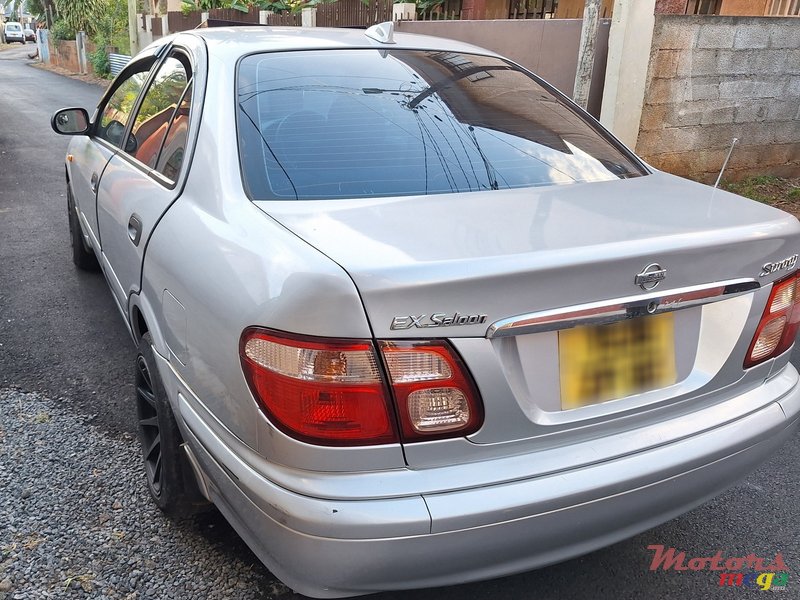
134 333 210 517
136 354 163 497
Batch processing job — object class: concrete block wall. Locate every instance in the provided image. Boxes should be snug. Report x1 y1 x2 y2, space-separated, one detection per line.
636 15 800 182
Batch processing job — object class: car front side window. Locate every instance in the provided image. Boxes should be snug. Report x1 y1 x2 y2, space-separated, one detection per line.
96 60 156 149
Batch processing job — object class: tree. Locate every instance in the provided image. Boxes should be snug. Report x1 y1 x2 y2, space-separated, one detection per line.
55 0 106 34
3 0 24 20
26 0 50 20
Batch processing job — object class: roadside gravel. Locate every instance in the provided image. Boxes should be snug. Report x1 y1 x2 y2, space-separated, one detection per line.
0 388 294 600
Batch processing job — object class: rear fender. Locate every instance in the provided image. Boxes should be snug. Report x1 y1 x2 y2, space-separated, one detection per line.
129 293 170 359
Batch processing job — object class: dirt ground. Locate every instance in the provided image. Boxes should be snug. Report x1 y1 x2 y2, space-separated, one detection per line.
30 60 109 88
722 176 800 220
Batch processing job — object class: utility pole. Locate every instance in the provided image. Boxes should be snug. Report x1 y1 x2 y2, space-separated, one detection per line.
573 0 601 110
127 0 140 55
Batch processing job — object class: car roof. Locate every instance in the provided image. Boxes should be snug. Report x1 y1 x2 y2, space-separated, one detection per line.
165 25 498 62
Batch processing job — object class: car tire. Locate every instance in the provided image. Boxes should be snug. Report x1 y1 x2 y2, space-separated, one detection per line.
135 332 210 518
67 185 100 271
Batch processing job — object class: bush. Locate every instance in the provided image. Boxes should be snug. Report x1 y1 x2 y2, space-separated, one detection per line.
50 19 76 41
85 0 129 64
89 46 110 77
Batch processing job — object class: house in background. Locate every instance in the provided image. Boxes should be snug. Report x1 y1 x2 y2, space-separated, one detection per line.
459 0 798 21
557 0 799 17
554 0 614 17
1 3 35 25
459 0 614 20
685 0 799 15
460 0 558 21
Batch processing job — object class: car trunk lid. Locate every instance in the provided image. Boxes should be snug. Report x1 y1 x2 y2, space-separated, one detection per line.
256 172 798 337
254 172 800 459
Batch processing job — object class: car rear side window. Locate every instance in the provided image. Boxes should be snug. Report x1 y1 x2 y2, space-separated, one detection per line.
128 54 192 178
154 81 193 181
237 49 646 201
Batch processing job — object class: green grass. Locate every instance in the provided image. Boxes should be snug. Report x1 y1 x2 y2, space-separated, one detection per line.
722 176 800 208
723 176 781 203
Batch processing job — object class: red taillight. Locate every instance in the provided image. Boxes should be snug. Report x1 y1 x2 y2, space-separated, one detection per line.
240 329 484 446
240 328 398 446
744 272 800 368
379 341 483 442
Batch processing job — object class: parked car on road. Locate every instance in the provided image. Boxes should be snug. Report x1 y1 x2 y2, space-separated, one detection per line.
4 22 26 44
51 23 800 598
24 28 35 42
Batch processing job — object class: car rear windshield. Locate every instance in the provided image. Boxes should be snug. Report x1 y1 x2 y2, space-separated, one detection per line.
237 49 646 200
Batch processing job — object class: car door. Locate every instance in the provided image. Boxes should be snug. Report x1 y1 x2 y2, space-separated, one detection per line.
69 54 160 251
96 49 196 310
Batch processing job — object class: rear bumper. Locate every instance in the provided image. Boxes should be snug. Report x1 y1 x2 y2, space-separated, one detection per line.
174 361 800 598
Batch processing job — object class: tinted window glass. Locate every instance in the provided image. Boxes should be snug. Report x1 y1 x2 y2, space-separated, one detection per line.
97 61 155 148
129 56 190 171
155 81 193 181
237 50 645 201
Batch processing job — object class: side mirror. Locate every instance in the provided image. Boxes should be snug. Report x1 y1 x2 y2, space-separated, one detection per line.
125 132 138 154
104 119 126 147
51 108 90 135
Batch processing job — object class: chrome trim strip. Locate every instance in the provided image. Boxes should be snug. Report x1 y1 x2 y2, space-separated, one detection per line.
486 278 760 338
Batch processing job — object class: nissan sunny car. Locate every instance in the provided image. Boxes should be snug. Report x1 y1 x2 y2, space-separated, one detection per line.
52 24 800 598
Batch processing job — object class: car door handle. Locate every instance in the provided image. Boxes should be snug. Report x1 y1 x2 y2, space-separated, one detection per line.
128 214 143 246
90 172 99 194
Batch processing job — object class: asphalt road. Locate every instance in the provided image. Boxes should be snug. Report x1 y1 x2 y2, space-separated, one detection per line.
0 44 134 440
0 47 798 600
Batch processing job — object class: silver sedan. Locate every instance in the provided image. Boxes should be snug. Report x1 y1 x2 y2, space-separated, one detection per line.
51 23 800 598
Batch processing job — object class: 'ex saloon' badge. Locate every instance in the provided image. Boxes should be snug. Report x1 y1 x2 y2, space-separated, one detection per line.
391 312 487 330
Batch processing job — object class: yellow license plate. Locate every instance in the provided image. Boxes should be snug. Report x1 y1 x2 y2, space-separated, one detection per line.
558 312 677 410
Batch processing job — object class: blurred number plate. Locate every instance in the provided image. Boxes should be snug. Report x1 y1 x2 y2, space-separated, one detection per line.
559 313 677 410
